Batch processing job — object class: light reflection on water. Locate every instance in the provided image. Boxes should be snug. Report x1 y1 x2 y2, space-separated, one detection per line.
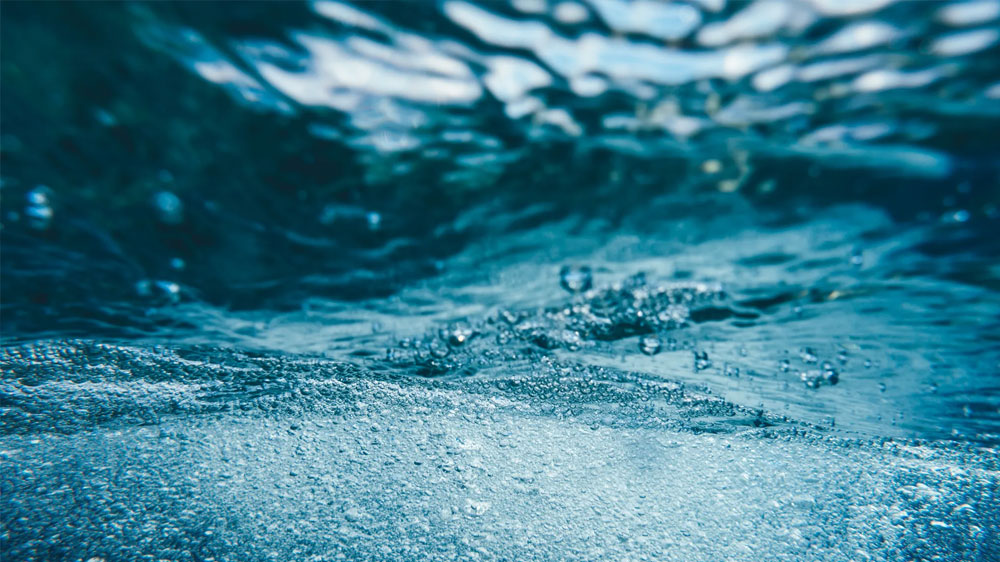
143 0 1000 172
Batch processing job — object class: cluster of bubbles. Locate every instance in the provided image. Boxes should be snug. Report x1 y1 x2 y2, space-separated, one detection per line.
559 265 593 293
386 268 726 376
638 334 662 356
779 346 844 389
3 185 57 231
389 266 861 403
23 186 54 231
134 279 182 305
2 339 997 561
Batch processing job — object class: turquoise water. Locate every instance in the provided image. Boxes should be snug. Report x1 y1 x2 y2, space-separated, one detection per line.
2 1 999 560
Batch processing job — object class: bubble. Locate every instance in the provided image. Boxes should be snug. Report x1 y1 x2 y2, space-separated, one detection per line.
153 191 184 224
366 211 382 231
560 265 593 293
822 368 839 385
135 279 153 297
26 186 50 206
25 186 54 230
496 309 520 325
950 209 971 223
694 350 711 371
638 335 662 356
169 257 186 271
850 247 864 267
837 348 849 364
93 107 117 126
135 279 181 304
799 347 818 364
779 359 790 372
440 323 475 347
800 371 823 388
656 304 689 326
159 280 180 292
561 329 583 351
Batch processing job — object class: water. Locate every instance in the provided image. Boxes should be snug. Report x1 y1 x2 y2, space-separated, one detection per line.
2 1 999 560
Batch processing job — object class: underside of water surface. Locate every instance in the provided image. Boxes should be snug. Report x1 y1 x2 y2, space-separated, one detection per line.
1 1 999 561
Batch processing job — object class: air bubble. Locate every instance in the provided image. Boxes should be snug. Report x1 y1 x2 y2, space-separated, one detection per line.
850 247 864 267
25 186 54 230
440 324 475 347
950 209 971 223
135 279 181 304
561 330 583 351
559 265 593 293
694 350 711 371
800 371 822 388
656 304 689 326
799 348 818 364
153 191 184 224
638 335 662 356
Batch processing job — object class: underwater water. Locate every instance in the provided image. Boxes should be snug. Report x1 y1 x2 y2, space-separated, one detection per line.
2 0 1000 560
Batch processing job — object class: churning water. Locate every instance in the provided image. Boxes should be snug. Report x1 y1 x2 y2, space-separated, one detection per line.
2 1 999 560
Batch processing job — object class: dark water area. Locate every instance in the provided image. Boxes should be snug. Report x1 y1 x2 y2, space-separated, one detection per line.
2 1 1000 561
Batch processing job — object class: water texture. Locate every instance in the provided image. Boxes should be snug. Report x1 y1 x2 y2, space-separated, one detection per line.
1 1 999 560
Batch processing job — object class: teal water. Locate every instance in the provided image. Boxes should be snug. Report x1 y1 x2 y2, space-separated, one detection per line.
2 1 999 560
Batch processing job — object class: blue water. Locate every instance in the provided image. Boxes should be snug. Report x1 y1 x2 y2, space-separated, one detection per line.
2 1 999 560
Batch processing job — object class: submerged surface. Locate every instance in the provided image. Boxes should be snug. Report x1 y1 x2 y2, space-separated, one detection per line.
2 1 999 560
